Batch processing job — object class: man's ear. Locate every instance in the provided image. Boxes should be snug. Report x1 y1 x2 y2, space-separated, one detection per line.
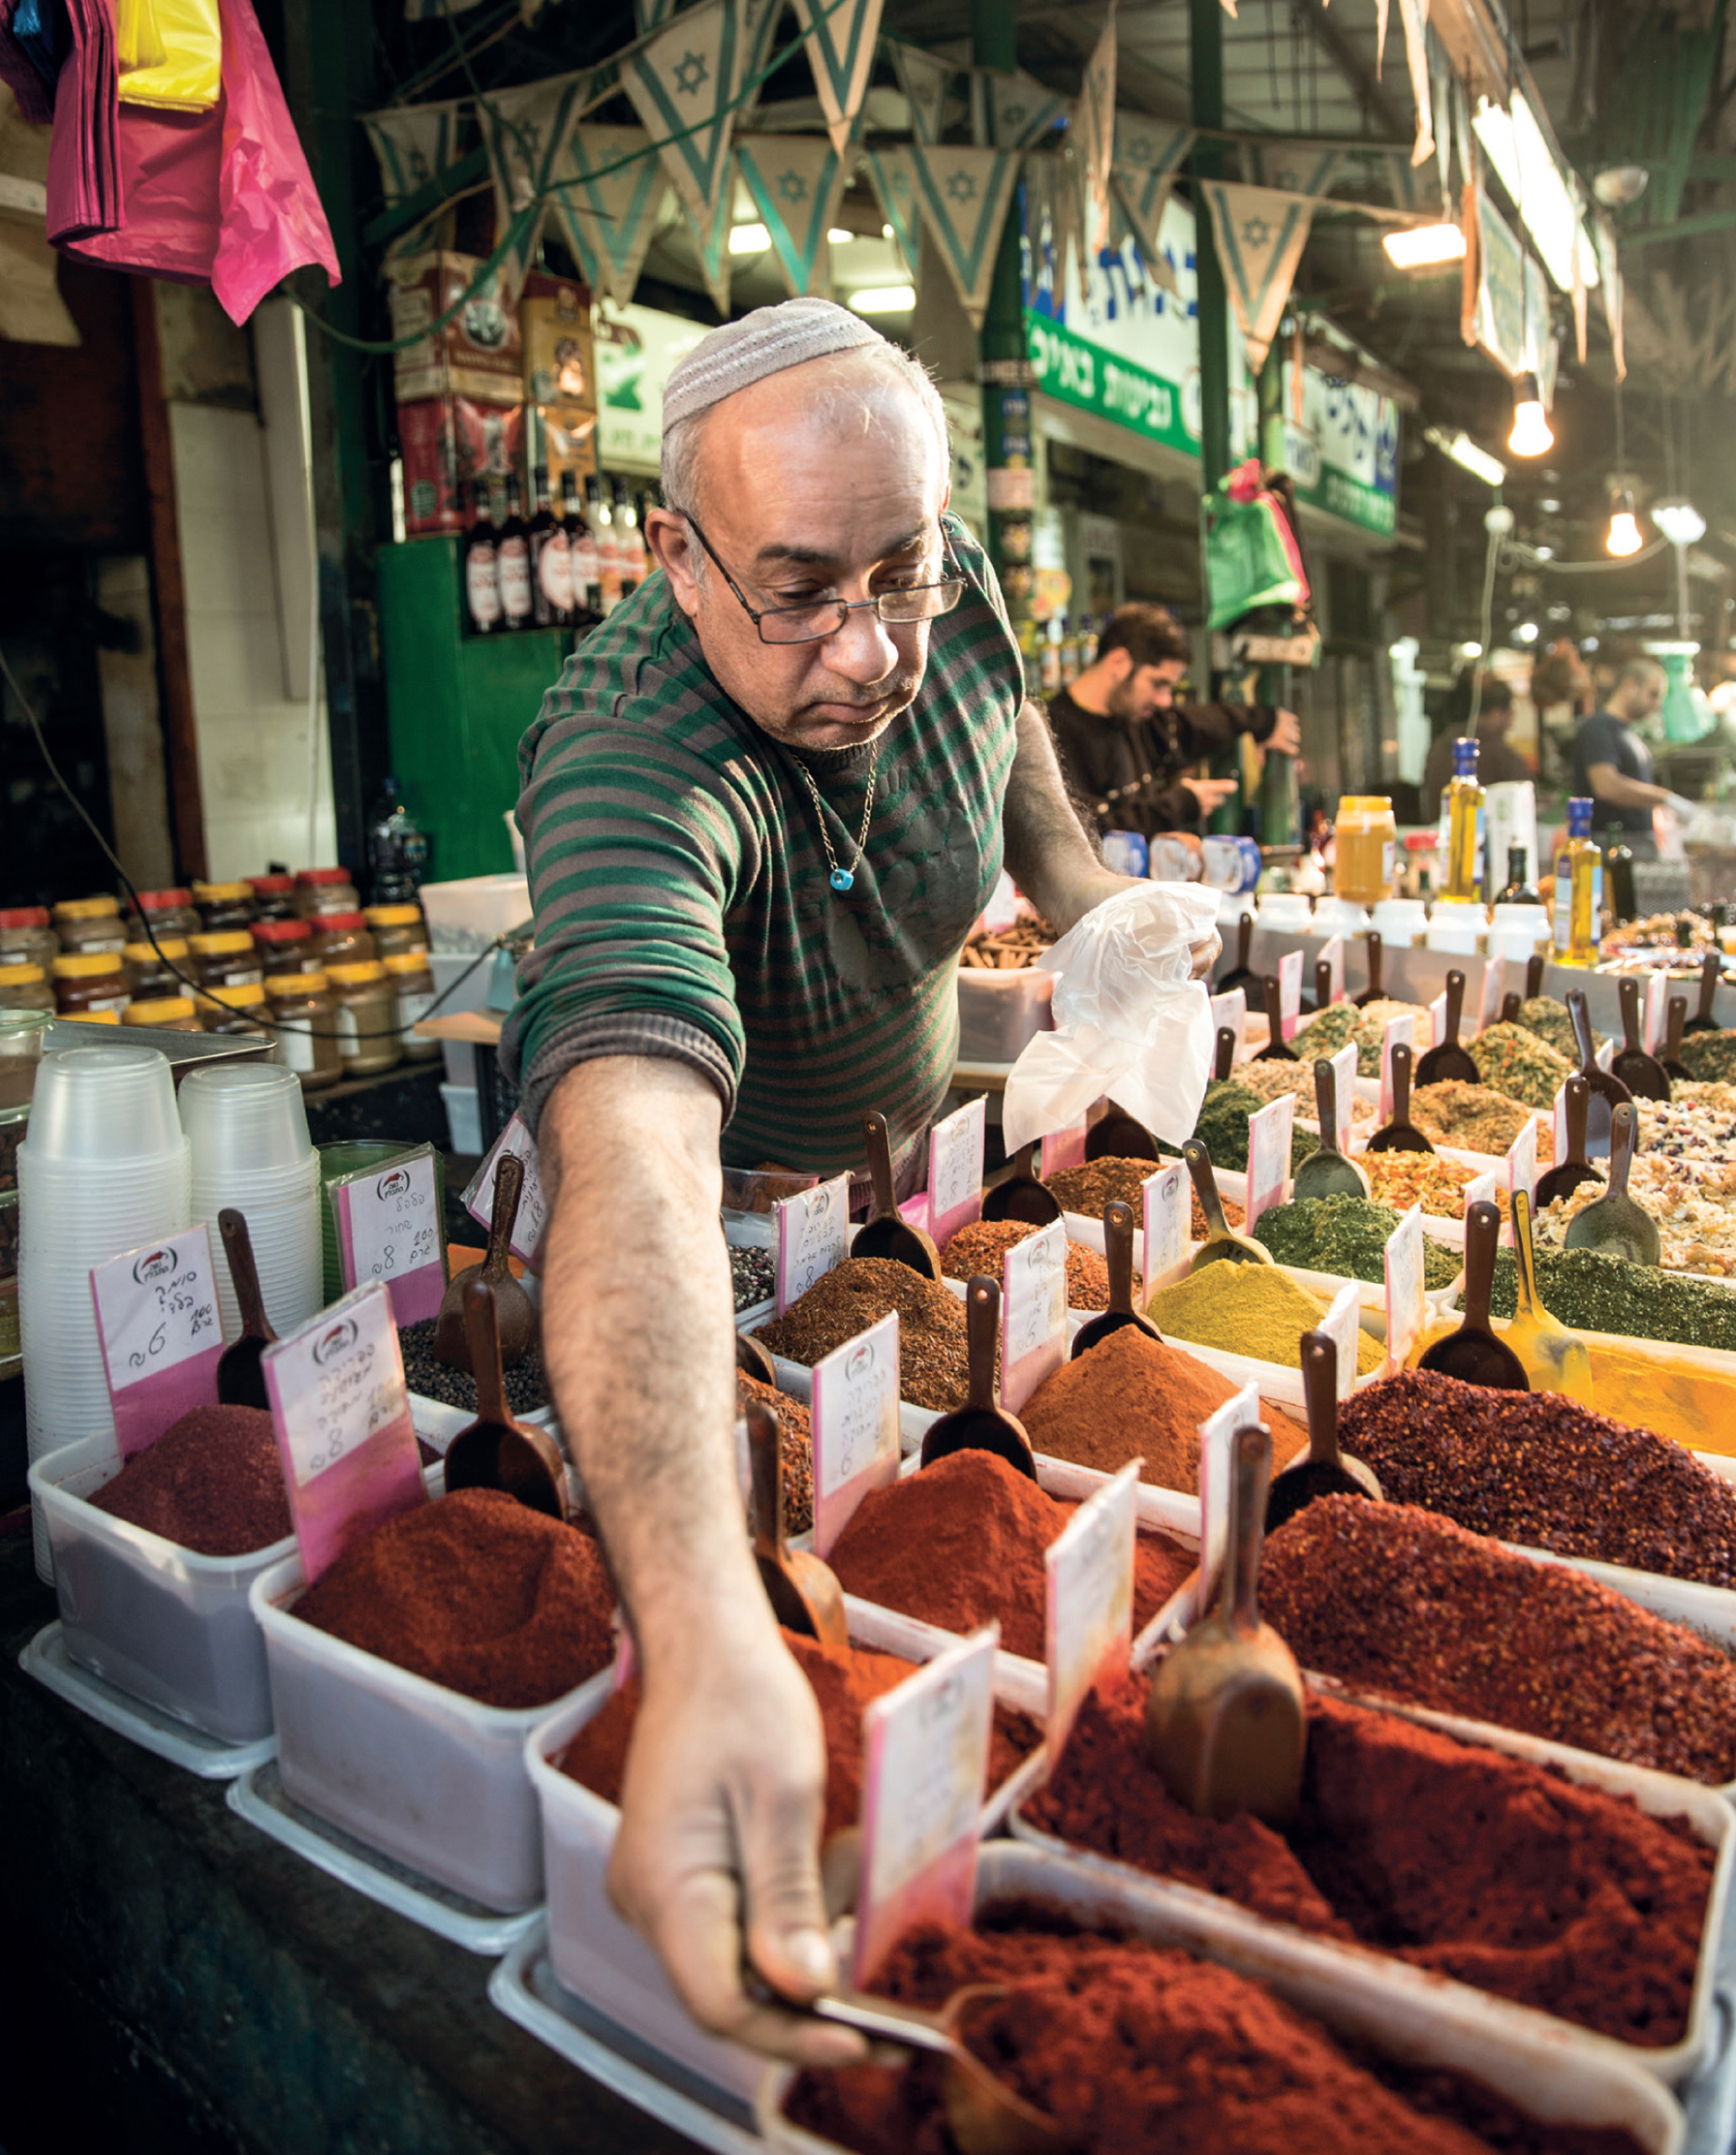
645 508 700 616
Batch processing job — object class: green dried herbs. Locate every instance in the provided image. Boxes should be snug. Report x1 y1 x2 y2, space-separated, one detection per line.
1515 996 1603 1063
1252 1195 1463 1291
1192 1079 1319 1175
1467 1022 1573 1110
1680 1030 1736 1086
1293 998 1428 1078
1410 1081 1536 1157
1488 1243 1736 1353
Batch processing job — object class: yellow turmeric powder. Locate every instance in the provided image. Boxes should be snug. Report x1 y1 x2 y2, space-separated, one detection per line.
1147 1262 1384 1376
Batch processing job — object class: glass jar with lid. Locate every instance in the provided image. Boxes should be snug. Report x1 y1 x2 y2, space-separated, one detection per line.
0 908 57 970
52 951 128 1015
265 970 341 1091
1333 797 1399 907
199 982 270 1036
192 880 257 933
187 930 264 990
383 950 439 1060
122 937 191 999
246 873 297 923
325 960 402 1077
52 896 127 956
0 964 52 1013
363 903 429 961
121 996 202 1032
0 1008 52 1115
252 918 317 977
124 888 202 942
295 866 361 920
310 911 375 969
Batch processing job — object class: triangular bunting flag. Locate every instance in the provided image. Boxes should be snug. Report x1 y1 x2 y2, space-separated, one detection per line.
864 143 922 276
1596 211 1625 382
674 160 735 317
904 141 1020 330
1459 177 1479 347
1375 0 1389 75
887 40 951 144
1246 140 1344 199
621 0 743 245
1201 180 1317 372
736 0 787 122
1021 151 1070 307
735 133 846 297
1110 115 1191 285
634 0 688 30
547 124 669 305
480 73 592 298
1072 2 1116 260
1396 0 1434 166
791 0 884 161
1571 221 1588 365
976 67 1070 148
360 101 465 261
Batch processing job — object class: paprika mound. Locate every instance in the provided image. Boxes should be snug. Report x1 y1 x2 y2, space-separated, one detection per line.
824 1451 1193 1660
1146 1261 1386 1374
755 1258 972 1412
292 1487 616 1710
1022 1327 1308 1494
1025 1671 1712 2048
89 1404 291 1557
942 1217 1123 1311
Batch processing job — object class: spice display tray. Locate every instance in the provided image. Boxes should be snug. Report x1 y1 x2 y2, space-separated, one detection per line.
228 1759 542 1956
20 1619 277 1780
250 1545 606 1916
755 1841 1687 2155
489 1920 767 2155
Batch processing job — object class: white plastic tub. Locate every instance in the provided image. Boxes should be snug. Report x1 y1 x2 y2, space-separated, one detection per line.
955 968 1054 1063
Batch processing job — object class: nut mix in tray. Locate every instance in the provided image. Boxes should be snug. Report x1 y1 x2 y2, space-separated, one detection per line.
1536 1153 1736 1276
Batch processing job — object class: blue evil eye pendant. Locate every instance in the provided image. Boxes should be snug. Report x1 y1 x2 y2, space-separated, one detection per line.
829 868 854 893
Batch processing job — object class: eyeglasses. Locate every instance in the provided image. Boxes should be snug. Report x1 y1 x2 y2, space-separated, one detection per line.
678 510 966 645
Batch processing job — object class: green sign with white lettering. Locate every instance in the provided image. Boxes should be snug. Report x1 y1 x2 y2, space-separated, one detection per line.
1025 312 1196 461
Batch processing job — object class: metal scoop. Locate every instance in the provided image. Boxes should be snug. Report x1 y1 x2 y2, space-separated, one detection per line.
1418 1201 1529 1390
1366 1041 1435 1155
919 1276 1038 1480
1564 1100 1660 1265
1071 1200 1160 1358
435 1152 539 1372
1145 1421 1305 1823
747 1396 848 1645
1216 909 1257 998
1351 928 1385 1009
1612 976 1670 1102
1413 969 1479 1087
1290 1058 1370 1202
1534 1076 1600 1210
1265 1329 1381 1533
1684 949 1725 1036
217 1208 277 1410
856 1111 943 1279
1507 1190 1596 1404
1662 994 1693 1083
1566 988 1632 1158
444 1279 569 1517
980 1142 1063 1228
1183 1140 1272 1269
1253 975 1299 1063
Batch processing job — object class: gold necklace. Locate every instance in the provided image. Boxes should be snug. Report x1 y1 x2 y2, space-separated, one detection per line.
792 740 880 893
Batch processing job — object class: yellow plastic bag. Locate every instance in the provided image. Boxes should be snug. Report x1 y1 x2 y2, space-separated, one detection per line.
116 0 221 111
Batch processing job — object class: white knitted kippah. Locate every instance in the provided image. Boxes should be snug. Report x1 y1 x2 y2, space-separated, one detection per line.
662 297 884 431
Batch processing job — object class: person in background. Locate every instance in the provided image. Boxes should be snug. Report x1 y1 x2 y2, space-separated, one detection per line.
1047 602 1300 850
1421 671 1530 821
1570 656 1670 861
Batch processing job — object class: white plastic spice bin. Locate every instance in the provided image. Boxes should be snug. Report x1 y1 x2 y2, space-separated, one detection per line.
955 967 1054 1062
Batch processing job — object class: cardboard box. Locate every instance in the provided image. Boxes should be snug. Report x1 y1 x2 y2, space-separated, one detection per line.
521 272 597 411
388 251 525 409
397 396 527 538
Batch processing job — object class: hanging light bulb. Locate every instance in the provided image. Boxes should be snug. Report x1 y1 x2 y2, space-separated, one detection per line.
1507 371 1554 457
1606 490 1643 557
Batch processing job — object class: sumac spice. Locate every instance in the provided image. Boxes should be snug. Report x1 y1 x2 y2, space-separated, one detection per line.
737 1372 814 1535
942 1217 1124 1311
755 1259 972 1412
292 1487 615 1710
89 1404 291 1557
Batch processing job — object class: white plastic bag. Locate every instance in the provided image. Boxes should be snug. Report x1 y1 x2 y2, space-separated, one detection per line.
1002 882 1220 1156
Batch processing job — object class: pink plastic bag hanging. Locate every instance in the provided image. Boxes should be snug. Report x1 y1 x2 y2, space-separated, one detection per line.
45 0 120 242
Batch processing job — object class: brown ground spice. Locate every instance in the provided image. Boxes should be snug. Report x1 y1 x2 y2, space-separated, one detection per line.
1047 1155 1246 1237
1021 1327 1308 1494
754 1258 972 1412
1339 1369 1736 1587
1261 1496 1736 1782
1025 1671 1712 2048
941 1216 1125 1310
736 1373 813 1536
89 1405 291 1556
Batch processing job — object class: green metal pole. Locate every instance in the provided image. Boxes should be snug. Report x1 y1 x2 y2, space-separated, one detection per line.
1190 0 1231 492
974 0 1038 658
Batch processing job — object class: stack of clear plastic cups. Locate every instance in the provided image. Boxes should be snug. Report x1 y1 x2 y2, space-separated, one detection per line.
178 1063 322 1344
18 1046 191 1578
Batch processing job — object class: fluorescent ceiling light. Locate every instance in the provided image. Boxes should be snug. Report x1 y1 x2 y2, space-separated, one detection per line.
1654 500 1707 547
1472 93 1599 297
826 227 853 243
1425 425 1506 488
849 284 915 315
728 222 771 255
1508 374 1554 457
1382 222 1467 269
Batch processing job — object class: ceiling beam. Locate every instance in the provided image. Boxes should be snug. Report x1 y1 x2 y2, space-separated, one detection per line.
1292 1 1405 139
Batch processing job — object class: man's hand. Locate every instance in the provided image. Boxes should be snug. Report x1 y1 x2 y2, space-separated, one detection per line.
1188 929 1222 980
1267 708 1302 756
1180 775 1239 817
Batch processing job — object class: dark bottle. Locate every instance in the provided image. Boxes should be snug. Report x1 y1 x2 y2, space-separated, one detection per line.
365 777 430 903
528 465 574 629
497 472 534 630
461 481 503 636
615 478 647 596
1494 845 1542 906
1605 827 1637 925
572 474 604 618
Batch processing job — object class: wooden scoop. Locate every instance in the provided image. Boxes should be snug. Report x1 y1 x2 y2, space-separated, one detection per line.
1507 1191 1596 1404
1265 1330 1382 1533
1418 1201 1529 1390
1071 1200 1161 1358
444 1280 569 1517
1184 1140 1272 1269
919 1276 1038 1480
1145 1422 1305 1823
1213 1024 1237 1082
1564 1100 1660 1265
1501 990 1522 1024
1414 969 1479 1087
747 1396 848 1645
736 1329 779 1387
1216 910 1257 997
1612 976 1670 1102
1526 951 1545 1001
1365 1042 1435 1155
434 1152 539 1372
980 1141 1063 1228
1351 928 1385 1009
1684 949 1724 1036
1083 1103 1161 1162
216 1208 277 1410
855 1111 943 1279
1662 993 1693 1083
1290 1059 1370 1203
1534 1075 1600 1209
1253 976 1299 1063
1304 957 1331 1016
1566 988 1632 1158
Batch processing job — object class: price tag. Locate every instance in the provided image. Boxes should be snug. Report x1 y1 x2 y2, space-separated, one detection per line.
1382 1204 1426 1376
1039 1120 1089 1178
811 1310 901 1557
1645 970 1669 1055
1380 1013 1415 1121
1142 1163 1188 1284
334 1146 446 1325
928 1097 986 1247
90 1225 224 1459
1553 1078 1569 1162
462 1113 548 1269
1428 989 1447 1053
1595 1038 1616 1075
1278 950 1303 1043
1001 1217 1068 1415
1478 954 1506 1035
1506 1114 1538 1211
263 1281 426 1582
852 1626 999 1986
1330 1042 1358 1156
1318 934 1346 1005
1198 1382 1259 1607
1210 987 1247 1062
774 1171 850 1316
1320 1281 1362 1402
1244 1093 1293 1235
1465 1170 1500 1216
1044 1461 1139 1764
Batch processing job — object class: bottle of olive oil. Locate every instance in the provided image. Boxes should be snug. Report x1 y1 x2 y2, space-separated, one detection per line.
1443 738 1485 901
1553 796 1602 965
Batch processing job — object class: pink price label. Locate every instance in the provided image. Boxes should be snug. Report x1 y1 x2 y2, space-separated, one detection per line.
853 1626 1000 1987
1330 1042 1358 1157
1478 955 1506 1034
90 1225 224 1460
1278 950 1303 1043
927 1098 985 1247
1039 1121 1089 1178
1380 1013 1416 1121
336 1150 446 1325
1383 1205 1426 1375
774 1171 850 1317
1142 1163 1188 1285
1198 1382 1259 1606
811 1310 902 1558
1243 1093 1293 1234
462 1114 548 1269
1506 1115 1538 1211
1000 1216 1068 1415
264 1281 427 1583
1318 934 1346 1005
1209 987 1247 1061
1044 1460 1139 1765
1320 1282 1361 1402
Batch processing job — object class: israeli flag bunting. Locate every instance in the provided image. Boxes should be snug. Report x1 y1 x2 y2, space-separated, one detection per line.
735 133 848 297
480 72 595 297
905 141 1021 331
547 124 670 306
360 101 465 261
887 39 952 145
791 0 885 161
864 143 922 277
1200 179 1318 373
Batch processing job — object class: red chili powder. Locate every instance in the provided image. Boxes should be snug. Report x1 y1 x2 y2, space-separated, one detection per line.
824 1451 1194 1661
89 1405 292 1557
558 1629 1041 1836
1025 1671 1712 2048
292 1487 616 1710
783 1906 1642 2155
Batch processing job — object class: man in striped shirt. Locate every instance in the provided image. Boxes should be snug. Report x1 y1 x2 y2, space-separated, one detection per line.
502 299 1217 2066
